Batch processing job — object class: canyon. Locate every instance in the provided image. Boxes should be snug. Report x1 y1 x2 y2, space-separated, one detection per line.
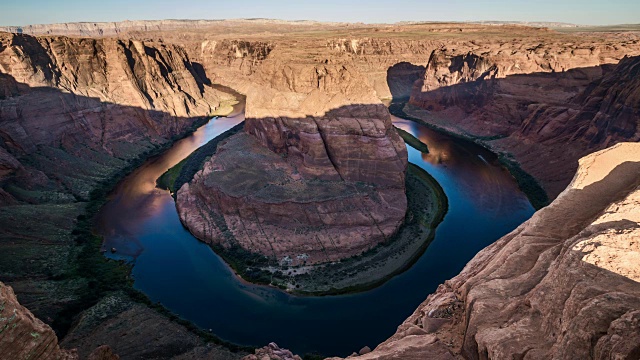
0 19 638 359
325 142 640 360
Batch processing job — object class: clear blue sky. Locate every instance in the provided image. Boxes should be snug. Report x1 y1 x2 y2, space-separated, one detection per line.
1 0 638 26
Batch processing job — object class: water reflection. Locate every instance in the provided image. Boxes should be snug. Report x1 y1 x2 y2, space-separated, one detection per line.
95 101 534 357
395 117 529 217
97 102 245 259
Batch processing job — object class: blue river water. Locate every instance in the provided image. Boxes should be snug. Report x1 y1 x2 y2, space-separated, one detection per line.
97 104 534 357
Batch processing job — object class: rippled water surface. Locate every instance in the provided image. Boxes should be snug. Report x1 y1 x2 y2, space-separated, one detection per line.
97 104 534 356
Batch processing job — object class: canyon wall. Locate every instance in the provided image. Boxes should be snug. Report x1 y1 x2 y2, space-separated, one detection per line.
407 50 640 198
327 142 640 359
0 280 79 359
0 19 359 37
0 31 235 341
0 32 234 203
1 22 639 359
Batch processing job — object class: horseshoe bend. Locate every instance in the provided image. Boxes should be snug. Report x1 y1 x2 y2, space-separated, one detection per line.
176 66 409 270
0 9 639 360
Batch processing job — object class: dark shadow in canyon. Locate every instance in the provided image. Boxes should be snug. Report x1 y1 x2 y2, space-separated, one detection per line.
386 58 640 202
0 73 240 341
0 73 237 204
386 61 426 101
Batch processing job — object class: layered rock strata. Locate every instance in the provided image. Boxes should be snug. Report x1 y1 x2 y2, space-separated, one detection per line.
408 52 640 198
177 63 408 265
0 31 234 338
0 32 234 203
0 280 77 359
327 142 640 359
157 24 640 200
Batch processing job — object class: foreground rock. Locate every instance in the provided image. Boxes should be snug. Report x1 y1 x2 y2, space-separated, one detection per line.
61 292 243 360
242 343 302 360
0 281 77 359
1 281 125 359
177 63 408 265
326 142 640 359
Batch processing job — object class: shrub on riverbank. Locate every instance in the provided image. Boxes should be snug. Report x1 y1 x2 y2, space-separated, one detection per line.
394 126 430 153
157 122 245 194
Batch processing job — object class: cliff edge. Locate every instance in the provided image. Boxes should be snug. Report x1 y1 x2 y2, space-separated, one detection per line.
327 142 640 359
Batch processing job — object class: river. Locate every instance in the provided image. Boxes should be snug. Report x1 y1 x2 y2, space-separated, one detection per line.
96 102 534 357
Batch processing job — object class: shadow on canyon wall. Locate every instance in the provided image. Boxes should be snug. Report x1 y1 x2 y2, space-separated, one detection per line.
386 61 426 101
385 57 640 200
0 73 225 204
0 74 232 339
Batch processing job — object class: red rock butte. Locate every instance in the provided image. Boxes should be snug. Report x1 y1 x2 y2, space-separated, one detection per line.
176 63 409 265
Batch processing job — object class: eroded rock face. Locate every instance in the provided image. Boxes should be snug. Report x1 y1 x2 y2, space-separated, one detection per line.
0 32 233 203
407 50 640 199
0 281 77 359
242 342 302 360
328 143 640 360
177 62 408 265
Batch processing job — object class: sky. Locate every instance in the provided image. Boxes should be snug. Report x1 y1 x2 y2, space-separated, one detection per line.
1 0 638 26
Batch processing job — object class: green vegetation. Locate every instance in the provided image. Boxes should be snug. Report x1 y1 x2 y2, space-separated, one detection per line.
394 126 430 153
495 155 549 210
157 122 245 194
123 289 253 353
162 116 449 295
407 163 448 228
23 115 248 354
389 101 549 209
206 164 449 296
291 163 448 296
155 157 187 192
51 143 175 335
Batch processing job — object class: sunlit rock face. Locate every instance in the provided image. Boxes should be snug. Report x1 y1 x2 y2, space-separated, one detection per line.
326 143 640 360
177 62 408 265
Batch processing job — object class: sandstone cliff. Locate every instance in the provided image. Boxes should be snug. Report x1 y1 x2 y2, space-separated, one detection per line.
0 19 361 37
0 280 78 359
0 31 234 340
169 24 640 266
137 23 640 202
327 142 640 359
176 62 408 265
0 32 234 203
1 22 639 359
407 51 640 199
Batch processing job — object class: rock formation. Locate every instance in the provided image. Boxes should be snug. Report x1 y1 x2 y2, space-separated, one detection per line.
327 142 640 359
0 19 362 37
407 51 640 198
0 30 236 347
176 62 408 265
1 21 639 359
0 32 234 203
147 23 639 200
0 280 138 359
0 281 78 359
243 342 302 360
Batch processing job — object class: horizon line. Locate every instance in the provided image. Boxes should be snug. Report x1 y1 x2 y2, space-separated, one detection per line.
2 18 639 28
